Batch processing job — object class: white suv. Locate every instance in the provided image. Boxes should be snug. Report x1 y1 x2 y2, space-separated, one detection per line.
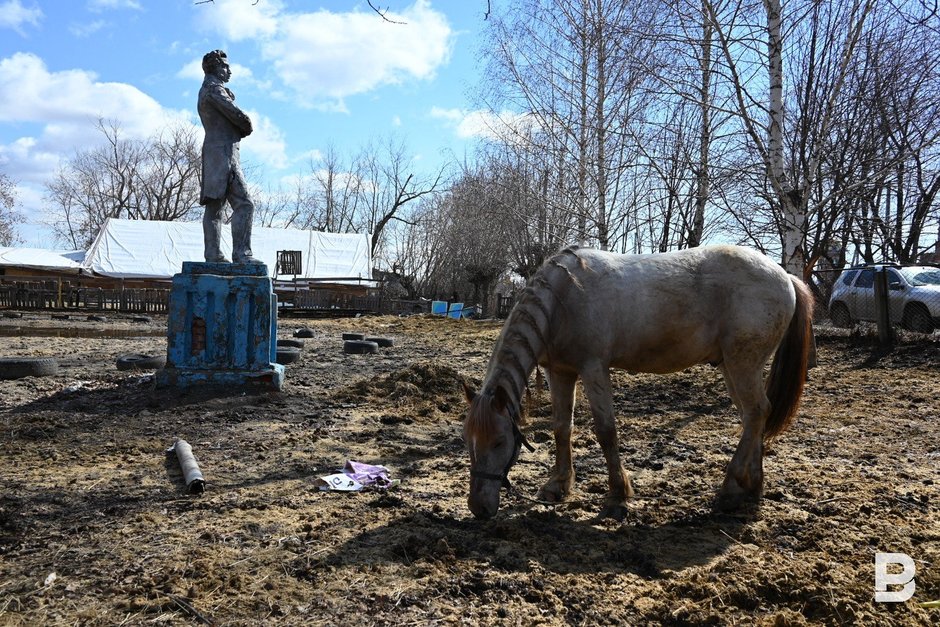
828 265 940 333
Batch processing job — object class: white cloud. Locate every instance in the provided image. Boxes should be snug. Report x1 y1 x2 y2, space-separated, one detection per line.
196 0 453 108
195 0 281 41
392 115 402 127
241 110 288 170
268 1 452 106
87 0 141 11
430 106 462 124
430 107 534 140
177 58 256 85
0 53 291 181
176 58 204 81
0 53 185 139
69 19 106 38
291 149 324 166
0 0 42 34
0 52 196 246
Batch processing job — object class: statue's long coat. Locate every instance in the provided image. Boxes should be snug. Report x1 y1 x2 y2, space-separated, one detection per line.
197 74 253 205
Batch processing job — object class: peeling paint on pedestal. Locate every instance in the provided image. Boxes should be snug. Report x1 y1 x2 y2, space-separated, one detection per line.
156 262 284 390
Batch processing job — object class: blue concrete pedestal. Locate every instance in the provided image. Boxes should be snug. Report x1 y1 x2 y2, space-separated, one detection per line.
156 262 284 391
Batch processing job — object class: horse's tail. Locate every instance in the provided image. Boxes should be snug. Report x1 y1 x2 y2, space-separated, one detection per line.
764 276 814 441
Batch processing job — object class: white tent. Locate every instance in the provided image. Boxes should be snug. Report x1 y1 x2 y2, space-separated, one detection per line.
0 247 83 273
82 218 372 281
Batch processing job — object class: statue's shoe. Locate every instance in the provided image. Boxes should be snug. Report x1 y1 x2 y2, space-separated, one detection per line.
234 257 264 265
205 255 232 263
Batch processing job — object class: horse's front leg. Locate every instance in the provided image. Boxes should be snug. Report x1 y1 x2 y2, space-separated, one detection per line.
536 369 577 503
582 364 633 521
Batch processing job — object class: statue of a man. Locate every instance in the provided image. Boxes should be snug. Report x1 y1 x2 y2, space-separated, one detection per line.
198 49 260 265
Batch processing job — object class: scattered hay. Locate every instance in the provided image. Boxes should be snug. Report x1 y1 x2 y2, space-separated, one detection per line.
334 362 466 417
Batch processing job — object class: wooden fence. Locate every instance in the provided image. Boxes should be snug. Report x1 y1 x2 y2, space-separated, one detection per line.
0 279 169 313
0 278 461 318
290 289 430 316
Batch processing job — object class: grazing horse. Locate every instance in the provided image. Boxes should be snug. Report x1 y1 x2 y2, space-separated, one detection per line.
462 245 813 520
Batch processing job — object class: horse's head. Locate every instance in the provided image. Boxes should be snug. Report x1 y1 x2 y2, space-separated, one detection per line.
462 382 533 520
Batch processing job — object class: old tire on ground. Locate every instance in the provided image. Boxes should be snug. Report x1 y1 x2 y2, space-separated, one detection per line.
3 312 23 319
294 328 314 338
116 354 166 371
51 313 70 321
277 338 305 349
276 346 302 365
131 315 152 323
0 357 59 379
344 340 378 355
903 303 934 334
342 332 365 341
87 314 107 322
365 336 394 348
830 302 852 329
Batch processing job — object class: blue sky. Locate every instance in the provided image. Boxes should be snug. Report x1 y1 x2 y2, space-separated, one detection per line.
0 0 497 248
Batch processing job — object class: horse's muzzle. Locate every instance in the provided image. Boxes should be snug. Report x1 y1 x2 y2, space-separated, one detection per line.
468 496 497 520
468 480 500 519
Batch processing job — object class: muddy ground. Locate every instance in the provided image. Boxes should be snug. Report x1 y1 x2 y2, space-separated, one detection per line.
0 312 937 625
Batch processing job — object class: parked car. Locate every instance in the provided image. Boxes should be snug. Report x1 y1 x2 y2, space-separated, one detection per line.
829 265 940 333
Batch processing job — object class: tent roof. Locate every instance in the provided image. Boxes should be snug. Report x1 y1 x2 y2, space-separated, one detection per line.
0 247 83 273
81 218 372 281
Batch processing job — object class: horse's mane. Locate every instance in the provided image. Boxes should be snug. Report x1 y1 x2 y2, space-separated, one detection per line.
464 391 503 442
466 246 586 439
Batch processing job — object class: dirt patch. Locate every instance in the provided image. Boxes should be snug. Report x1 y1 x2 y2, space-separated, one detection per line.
0 313 937 625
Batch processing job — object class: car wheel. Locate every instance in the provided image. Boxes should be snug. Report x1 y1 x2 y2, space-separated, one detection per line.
830 302 852 328
342 332 365 341
0 357 59 379
116 353 166 371
294 328 314 338
276 346 302 365
277 338 305 349
903 303 934 334
344 340 378 355
365 336 394 348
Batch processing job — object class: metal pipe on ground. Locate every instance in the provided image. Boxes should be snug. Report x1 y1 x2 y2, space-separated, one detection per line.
167 439 205 494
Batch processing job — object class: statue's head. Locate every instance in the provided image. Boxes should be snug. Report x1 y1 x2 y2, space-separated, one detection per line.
202 49 231 82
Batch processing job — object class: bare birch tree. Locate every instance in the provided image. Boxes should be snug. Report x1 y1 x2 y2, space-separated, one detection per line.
45 119 202 248
480 0 657 250
703 0 876 276
0 171 22 246
356 136 445 261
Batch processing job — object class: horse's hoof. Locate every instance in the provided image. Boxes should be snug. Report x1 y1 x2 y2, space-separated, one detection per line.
714 493 741 513
598 503 629 522
536 482 569 503
714 491 760 513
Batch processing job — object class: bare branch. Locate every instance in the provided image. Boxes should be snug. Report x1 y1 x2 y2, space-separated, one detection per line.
367 1 406 24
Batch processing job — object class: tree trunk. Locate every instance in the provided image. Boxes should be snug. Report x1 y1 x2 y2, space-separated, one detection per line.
763 0 804 275
594 0 609 250
689 1 713 248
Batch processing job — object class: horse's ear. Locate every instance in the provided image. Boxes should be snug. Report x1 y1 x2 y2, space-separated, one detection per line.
462 380 477 404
